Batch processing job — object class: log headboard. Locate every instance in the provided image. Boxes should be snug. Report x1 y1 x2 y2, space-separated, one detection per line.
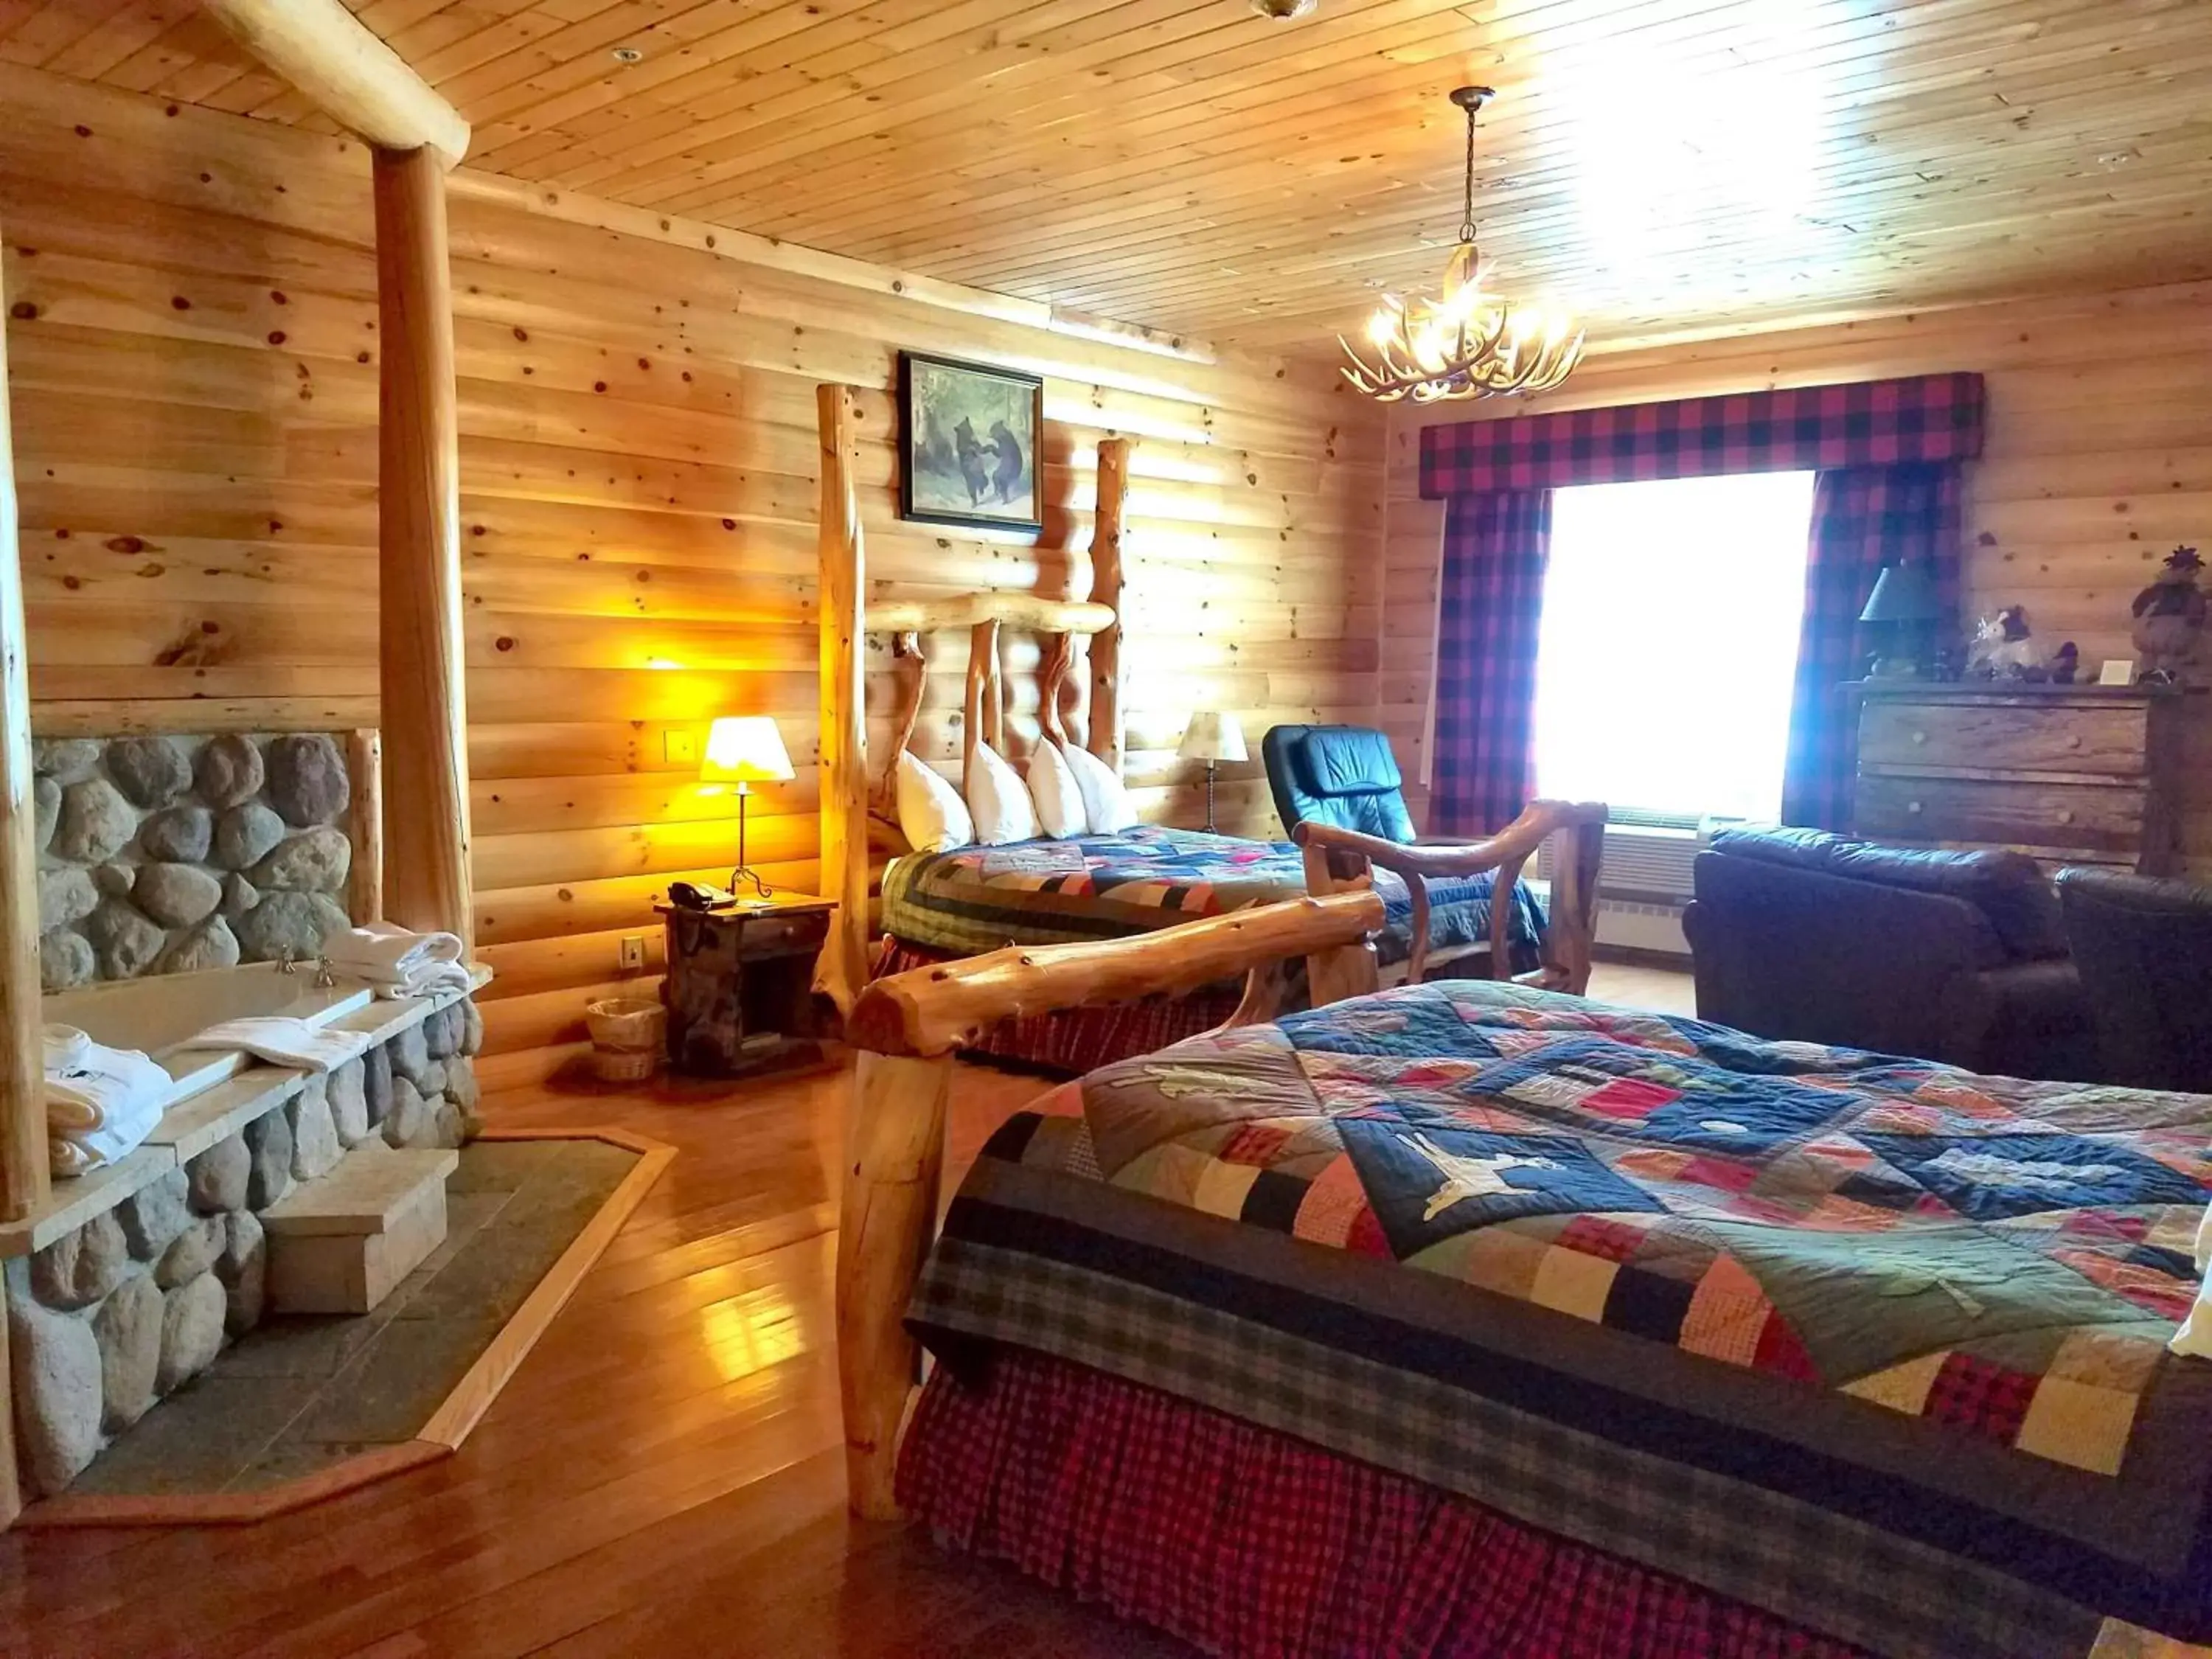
813 381 1134 1014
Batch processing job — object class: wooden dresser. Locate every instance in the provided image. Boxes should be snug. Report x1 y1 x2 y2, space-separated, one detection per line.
1850 684 2183 874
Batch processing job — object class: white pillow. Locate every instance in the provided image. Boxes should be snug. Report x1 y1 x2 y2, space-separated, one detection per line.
2167 1206 2212 1359
1062 740 1138 834
1026 741 1086 838
895 751 973 853
966 740 1039 845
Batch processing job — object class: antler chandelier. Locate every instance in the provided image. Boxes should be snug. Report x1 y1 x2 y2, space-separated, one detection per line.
1340 87 1584 403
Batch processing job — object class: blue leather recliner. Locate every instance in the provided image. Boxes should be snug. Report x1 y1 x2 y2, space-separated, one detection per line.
1261 723 1420 844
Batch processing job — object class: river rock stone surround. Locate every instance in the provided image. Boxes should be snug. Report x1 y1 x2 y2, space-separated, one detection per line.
4 993 484 1501
34 733 357 990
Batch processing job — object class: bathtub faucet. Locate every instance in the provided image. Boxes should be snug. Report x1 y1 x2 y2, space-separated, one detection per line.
313 956 337 990
275 947 298 976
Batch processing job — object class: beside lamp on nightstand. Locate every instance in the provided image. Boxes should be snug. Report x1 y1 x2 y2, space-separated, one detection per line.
702 715 794 899
1178 711 1248 835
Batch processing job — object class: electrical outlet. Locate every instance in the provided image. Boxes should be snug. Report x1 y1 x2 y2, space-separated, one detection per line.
617 935 646 970
663 728 698 765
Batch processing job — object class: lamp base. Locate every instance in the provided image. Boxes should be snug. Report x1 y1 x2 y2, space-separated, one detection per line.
730 786 774 900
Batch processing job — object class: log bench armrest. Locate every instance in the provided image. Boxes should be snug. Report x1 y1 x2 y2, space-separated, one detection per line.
1292 800 1609 993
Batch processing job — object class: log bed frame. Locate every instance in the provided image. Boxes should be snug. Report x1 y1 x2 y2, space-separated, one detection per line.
0 0 478 1527
813 384 1135 1015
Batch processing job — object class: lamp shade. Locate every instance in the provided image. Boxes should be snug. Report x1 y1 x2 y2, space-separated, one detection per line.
1178 711 1248 764
1859 562 1941 625
700 715 794 784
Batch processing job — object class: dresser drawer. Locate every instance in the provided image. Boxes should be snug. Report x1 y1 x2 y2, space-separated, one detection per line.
1857 700 2151 776
1854 775 2146 856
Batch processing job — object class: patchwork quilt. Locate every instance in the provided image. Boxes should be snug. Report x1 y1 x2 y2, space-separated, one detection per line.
877 824 1545 967
912 981 2212 1659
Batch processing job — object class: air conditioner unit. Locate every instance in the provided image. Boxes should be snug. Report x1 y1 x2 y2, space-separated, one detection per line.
1537 814 1745 959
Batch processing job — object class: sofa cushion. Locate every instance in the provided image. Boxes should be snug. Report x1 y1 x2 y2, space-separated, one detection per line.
1827 844 2065 961
1706 825 1851 872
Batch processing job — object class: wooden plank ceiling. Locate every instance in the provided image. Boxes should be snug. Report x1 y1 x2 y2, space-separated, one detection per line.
8 0 2212 349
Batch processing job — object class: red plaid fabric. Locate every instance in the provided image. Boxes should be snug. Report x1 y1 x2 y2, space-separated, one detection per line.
900 1348 1868 1659
1779 464 1963 830
1430 490 1550 838
873 938 1239 1074
1418 375 1984 498
1923 1353 2040 1445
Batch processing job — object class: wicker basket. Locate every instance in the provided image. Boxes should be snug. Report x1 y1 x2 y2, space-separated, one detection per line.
585 997 665 1083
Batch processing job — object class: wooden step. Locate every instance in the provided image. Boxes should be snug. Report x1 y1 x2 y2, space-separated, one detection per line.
262 1144 459 1315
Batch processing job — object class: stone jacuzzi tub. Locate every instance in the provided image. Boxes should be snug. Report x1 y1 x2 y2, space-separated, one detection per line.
8 729 492 1505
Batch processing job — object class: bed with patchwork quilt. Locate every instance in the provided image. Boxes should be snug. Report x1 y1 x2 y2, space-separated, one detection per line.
875 825 1545 1071
899 980 2212 1659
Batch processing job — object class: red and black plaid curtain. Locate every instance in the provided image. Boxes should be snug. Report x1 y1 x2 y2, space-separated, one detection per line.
1430 492 1551 837
1418 375 1983 835
1780 465 1964 830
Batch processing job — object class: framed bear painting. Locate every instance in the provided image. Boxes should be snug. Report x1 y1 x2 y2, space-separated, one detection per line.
898 352 1044 533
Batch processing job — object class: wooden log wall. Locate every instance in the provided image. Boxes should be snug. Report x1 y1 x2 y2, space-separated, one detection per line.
1382 281 2212 874
0 65 1386 1078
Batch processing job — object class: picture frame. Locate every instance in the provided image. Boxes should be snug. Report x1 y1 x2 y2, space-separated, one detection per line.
898 351 1045 533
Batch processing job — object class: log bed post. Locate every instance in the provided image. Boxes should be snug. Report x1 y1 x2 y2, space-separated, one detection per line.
817 384 869 1015
1087 437 1133 772
373 145 473 945
834 890 1385 1517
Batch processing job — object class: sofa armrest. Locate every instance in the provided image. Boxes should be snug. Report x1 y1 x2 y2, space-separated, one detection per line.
1687 854 2004 1066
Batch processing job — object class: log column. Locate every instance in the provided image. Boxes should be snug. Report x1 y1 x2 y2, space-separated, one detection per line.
1 209 36 1528
373 145 472 945
0 221 44 1228
1087 437 1133 773
815 385 868 1015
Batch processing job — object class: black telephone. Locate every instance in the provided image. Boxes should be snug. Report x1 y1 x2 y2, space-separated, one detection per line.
668 880 738 911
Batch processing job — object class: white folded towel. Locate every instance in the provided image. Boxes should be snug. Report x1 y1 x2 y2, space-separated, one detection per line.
49 1089 165 1178
192 1016 371 1074
369 960 475 1001
44 1024 91 1072
325 922 465 978
46 1041 173 1135
46 1040 172 1177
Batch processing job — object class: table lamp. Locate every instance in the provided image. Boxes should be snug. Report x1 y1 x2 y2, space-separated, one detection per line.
702 715 794 899
1178 711 1247 834
1858 561 1941 678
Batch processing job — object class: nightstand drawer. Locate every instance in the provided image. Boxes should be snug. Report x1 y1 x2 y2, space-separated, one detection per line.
1857 699 2151 776
737 909 831 954
1854 775 2146 855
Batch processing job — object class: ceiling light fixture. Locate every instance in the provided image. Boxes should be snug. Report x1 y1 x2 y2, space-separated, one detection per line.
611 46 643 63
1251 0 1318 18
1340 87 1584 403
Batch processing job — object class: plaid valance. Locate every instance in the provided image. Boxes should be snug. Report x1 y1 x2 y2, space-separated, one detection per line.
1418 373 1985 499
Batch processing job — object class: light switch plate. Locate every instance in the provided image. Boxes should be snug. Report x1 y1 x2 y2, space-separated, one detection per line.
664 728 698 765
618 935 647 970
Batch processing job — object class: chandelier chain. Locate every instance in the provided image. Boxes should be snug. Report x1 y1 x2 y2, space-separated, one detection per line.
1459 97 1478 245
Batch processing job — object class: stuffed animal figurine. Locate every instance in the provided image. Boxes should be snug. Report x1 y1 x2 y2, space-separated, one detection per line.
2048 641 2080 685
2132 545 2206 683
1966 608 2039 679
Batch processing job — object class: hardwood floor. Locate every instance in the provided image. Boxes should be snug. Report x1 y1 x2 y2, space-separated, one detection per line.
1 965 1696 1657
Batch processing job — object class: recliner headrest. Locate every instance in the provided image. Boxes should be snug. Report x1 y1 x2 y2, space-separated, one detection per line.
1287 726 1402 799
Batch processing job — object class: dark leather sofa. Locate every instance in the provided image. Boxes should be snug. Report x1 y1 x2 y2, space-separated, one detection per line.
2056 866 2212 1092
1682 826 2098 1080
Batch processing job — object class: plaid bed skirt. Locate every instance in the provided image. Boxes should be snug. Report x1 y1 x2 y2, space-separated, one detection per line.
874 937 1242 1074
898 1348 1868 1659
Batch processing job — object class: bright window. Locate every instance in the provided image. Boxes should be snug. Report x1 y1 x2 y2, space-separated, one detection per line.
1533 470 1816 823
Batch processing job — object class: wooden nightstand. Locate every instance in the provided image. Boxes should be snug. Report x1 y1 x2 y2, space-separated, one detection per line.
655 895 837 1078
